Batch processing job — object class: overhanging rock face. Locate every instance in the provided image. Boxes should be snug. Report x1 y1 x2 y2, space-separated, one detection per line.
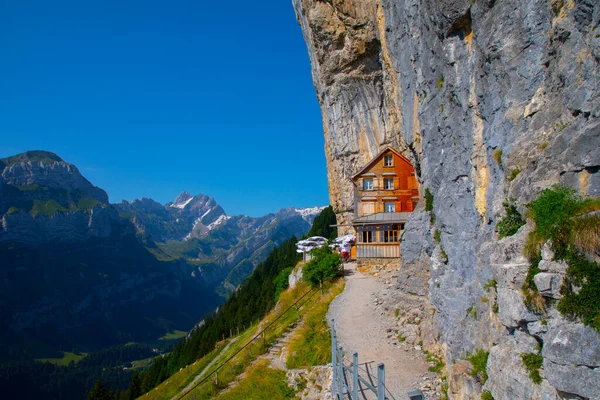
293 0 600 398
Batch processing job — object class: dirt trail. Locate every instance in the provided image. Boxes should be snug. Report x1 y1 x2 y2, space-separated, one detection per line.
327 262 439 400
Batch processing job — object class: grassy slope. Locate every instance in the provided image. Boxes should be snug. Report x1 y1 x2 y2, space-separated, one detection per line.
36 351 88 366
142 276 344 400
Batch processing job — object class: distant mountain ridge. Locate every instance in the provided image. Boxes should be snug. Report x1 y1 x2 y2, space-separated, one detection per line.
0 150 324 359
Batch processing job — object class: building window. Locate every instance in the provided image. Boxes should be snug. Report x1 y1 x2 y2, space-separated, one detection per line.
384 178 394 190
363 178 373 190
384 155 393 167
382 229 399 242
384 202 395 212
360 230 374 243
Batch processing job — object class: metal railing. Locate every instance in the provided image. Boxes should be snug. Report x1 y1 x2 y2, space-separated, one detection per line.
331 319 386 400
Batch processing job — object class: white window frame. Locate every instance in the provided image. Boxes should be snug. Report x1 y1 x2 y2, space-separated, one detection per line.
384 178 394 190
363 178 373 190
384 202 395 212
384 155 393 167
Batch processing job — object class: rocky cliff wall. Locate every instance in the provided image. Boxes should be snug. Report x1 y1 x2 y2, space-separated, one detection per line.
293 0 600 398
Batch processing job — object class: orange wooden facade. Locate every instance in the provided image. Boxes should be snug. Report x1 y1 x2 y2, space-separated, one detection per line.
352 148 419 216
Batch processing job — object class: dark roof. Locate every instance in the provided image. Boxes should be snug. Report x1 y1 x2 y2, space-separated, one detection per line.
351 146 413 180
352 212 412 225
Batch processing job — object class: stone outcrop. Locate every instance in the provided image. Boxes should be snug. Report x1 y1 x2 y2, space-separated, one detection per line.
294 0 600 398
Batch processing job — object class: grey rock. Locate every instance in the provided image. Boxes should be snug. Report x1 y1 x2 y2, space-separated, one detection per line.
543 323 600 368
533 273 564 299
294 0 600 396
497 288 538 327
537 260 568 274
486 331 559 400
543 360 600 400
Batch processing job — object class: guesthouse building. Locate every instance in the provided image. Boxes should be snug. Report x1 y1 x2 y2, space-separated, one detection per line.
352 147 420 259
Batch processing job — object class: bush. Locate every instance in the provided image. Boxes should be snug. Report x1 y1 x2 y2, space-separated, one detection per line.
425 188 434 212
303 246 341 293
508 166 522 182
525 185 600 330
481 390 494 400
495 199 525 238
521 352 543 384
492 149 503 167
466 349 489 384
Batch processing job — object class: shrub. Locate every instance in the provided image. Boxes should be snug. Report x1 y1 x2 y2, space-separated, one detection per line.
495 199 525 238
467 349 489 384
481 390 494 400
508 166 522 182
492 149 503 167
434 229 441 243
525 185 600 330
303 246 341 293
483 280 497 292
521 352 543 384
424 350 445 373
466 305 477 319
425 188 434 211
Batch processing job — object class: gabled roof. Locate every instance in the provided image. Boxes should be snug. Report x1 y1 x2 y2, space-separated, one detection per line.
351 146 413 180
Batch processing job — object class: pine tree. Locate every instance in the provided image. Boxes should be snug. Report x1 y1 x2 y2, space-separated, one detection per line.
86 379 112 400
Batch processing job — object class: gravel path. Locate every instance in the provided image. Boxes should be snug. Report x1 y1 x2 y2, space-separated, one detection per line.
327 262 438 400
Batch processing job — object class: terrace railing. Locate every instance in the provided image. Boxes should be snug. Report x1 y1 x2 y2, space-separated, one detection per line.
331 319 386 400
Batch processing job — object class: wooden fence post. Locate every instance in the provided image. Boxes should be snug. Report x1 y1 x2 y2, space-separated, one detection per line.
352 352 359 400
377 362 385 400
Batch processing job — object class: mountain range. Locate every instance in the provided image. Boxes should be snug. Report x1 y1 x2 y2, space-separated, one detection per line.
0 150 323 359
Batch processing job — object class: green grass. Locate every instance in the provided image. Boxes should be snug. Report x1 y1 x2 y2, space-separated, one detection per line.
37 351 87 366
143 279 340 400
425 188 434 212
508 166 522 182
137 338 235 400
6 206 19 215
483 280 497 292
130 357 155 370
425 188 436 224
30 199 68 217
492 149 503 167
466 349 489 384
481 389 494 400
434 229 441 243
77 196 103 210
424 350 445 373
466 305 477 319
286 278 345 369
521 352 543 384
525 186 600 329
437 75 444 89
160 330 188 341
215 360 294 400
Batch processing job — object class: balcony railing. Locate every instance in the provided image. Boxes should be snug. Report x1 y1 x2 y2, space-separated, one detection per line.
356 243 400 258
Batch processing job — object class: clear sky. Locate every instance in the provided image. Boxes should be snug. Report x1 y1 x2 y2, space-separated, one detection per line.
0 0 328 217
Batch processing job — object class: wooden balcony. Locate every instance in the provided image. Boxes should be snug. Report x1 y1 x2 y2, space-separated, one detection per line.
356 243 400 258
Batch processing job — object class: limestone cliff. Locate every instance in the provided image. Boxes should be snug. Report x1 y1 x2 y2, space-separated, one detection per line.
293 0 600 398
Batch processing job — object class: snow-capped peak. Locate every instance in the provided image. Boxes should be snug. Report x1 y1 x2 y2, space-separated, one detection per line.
207 214 230 230
171 196 193 209
170 192 194 209
294 206 326 218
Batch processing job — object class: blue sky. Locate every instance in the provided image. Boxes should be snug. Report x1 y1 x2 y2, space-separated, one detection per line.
0 0 328 216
